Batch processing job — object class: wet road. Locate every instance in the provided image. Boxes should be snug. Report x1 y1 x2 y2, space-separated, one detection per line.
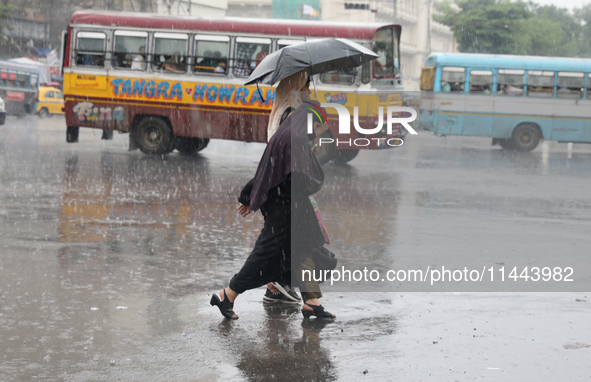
0 116 590 381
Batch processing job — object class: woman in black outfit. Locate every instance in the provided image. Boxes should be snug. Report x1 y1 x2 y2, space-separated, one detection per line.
210 96 335 320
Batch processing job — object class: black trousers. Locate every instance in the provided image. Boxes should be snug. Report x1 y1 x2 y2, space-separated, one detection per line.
229 202 291 294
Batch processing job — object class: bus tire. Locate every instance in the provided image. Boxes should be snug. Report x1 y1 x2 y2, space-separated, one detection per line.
175 137 209 154
335 149 360 163
38 108 50 119
132 117 175 156
313 130 336 165
66 126 79 143
510 123 540 152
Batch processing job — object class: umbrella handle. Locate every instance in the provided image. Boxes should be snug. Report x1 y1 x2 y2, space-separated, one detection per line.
256 82 265 103
312 75 319 102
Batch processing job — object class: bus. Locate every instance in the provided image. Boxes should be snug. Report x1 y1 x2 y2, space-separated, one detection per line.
419 53 591 151
62 11 403 162
0 61 40 117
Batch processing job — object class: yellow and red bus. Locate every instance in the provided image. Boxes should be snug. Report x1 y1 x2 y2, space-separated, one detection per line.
62 11 403 162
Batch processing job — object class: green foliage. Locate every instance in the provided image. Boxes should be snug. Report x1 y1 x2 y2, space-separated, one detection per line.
434 0 591 57
0 3 13 43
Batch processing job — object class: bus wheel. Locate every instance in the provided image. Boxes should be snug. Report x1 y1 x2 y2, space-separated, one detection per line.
497 138 514 150
38 108 50 119
335 149 360 163
133 117 174 156
175 137 209 154
313 130 336 165
511 123 540 152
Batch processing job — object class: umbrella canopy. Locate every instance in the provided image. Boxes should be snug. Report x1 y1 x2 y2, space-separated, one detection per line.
245 38 379 86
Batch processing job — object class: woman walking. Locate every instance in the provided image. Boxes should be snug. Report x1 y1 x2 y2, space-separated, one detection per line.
210 75 335 320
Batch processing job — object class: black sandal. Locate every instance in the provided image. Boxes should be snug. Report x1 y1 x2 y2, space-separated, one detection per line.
301 303 335 319
210 289 238 320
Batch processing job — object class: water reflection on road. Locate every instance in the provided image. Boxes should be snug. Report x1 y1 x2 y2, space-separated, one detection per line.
0 116 589 380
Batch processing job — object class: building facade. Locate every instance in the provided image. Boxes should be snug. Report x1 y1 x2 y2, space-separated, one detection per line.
224 0 455 91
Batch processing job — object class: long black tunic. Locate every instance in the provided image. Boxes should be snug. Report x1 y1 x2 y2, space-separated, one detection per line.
229 169 324 294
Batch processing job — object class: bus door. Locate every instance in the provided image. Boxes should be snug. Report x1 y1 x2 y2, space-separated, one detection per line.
437 66 465 135
462 69 494 137
551 71 585 142
70 31 109 127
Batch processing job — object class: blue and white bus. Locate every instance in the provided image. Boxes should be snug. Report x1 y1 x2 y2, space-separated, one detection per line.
419 53 591 151
0 61 39 117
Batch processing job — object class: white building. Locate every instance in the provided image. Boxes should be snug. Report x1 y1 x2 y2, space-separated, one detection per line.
225 0 273 18
155 0 228 18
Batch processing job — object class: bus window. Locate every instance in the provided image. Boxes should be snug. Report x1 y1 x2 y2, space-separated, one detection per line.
497 69 524 96
373 27 395 78
76 32 106 67
469 70 492 94
153 32 188 74
319 67 357 85
588 74 591 99
0 70 4 86
30 74 38 89
234 37 271 77
441 67 465 92
114 30 148 70
193 35 229 74
361 61 370 84
557 72 584 99
527 71 554 98
420 67 435 91
17 73 27 88
277 39 304 50
8 71 16 87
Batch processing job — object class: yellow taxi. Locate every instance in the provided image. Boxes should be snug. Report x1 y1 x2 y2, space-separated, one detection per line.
36 86 64 118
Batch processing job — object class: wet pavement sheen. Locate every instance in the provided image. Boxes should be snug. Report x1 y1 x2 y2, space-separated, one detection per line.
0 116 590 381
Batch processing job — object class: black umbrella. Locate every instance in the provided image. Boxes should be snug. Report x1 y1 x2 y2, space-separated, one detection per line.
244 38 379 86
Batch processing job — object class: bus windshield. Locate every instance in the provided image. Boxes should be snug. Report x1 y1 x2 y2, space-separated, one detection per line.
373 27 397 79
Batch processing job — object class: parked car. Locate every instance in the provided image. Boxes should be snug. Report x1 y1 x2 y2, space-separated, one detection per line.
36 86 64 118
0 96 5 125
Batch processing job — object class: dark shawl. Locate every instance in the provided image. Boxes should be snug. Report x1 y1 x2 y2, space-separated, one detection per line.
248 101 324 212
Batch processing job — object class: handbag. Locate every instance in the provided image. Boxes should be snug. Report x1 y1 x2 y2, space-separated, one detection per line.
309 195 329 244
312 246 338 283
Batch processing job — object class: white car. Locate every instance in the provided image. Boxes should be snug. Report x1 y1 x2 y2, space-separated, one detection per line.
0 96 5 125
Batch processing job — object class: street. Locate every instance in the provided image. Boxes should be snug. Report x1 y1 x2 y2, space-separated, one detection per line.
0 116 589 381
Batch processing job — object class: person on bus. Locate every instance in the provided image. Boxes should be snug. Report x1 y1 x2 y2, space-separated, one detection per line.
255 48 269 69
114 49 130 69
215 60 227 73
164 52 186 73
131 46 146 71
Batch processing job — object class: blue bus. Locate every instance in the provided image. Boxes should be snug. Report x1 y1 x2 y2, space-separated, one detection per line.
0 61 39 117
419 53 591 151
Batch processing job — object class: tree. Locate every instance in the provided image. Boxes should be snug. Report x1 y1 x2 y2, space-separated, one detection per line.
574 4 591 57
0 3 13 45
434 0 533 54
434 0 584 57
